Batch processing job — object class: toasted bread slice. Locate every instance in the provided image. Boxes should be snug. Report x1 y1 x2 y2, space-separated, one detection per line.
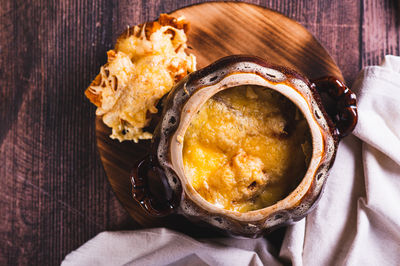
85 14 196 142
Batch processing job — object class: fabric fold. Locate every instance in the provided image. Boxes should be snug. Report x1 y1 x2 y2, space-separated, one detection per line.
62 228 282 266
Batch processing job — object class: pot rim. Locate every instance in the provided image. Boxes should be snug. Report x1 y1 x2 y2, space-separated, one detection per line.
169 71 329 222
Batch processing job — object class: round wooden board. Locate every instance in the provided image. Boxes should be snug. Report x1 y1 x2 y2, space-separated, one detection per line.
96 2 343 236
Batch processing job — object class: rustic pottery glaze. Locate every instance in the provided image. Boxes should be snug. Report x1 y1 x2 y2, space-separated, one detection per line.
131 55 358 238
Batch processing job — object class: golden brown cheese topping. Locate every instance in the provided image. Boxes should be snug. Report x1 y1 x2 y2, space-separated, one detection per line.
183 85 312 212
85 14 196 142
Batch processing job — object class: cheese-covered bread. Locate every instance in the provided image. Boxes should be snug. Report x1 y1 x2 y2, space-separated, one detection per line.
85 14 196 142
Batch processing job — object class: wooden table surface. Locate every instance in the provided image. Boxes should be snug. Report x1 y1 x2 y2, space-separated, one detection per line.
1 0 399 264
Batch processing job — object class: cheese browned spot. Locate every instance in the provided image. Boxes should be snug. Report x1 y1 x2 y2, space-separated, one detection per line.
183 85 312 212
85 14 196 142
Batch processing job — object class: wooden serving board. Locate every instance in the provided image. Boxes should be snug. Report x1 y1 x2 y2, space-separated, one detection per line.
95 2 343 236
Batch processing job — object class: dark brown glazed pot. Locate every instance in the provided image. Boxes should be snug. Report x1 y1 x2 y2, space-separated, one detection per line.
131 55 358 238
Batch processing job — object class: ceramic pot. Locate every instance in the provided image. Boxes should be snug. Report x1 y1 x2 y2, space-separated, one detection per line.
131 55 358 238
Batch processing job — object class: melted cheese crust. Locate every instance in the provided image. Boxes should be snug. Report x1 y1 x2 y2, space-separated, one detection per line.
183 86 312 212
86 15 196 142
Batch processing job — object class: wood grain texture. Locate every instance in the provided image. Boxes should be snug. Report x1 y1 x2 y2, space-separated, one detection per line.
361 0 400 66
0 0 398 265
97 1 343 232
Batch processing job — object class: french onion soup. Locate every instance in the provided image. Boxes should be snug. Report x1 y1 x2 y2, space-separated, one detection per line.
182 85 312 212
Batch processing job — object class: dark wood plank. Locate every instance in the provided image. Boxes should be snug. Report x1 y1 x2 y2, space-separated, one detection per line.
0 0 375 265
362 0 400 66
0 1 138 265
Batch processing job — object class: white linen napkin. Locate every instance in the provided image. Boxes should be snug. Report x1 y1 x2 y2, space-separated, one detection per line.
61 228 281 266
62 55 400 266
280 55 400 266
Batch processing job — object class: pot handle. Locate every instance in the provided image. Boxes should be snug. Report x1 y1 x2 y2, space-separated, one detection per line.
311 76 358 139
130 156 176 217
